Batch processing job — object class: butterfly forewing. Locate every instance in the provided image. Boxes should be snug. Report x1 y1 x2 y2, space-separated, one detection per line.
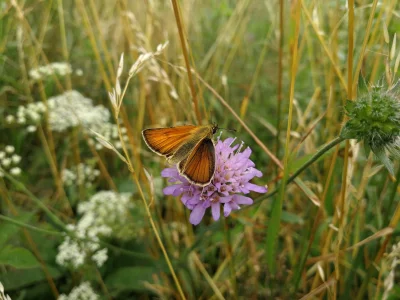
178 138 215 186
142 125 197 157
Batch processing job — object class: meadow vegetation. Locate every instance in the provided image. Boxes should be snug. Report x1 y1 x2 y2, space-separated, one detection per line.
0 0 400 299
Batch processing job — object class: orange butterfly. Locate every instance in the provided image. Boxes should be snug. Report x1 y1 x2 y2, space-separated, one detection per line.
142 124 218 186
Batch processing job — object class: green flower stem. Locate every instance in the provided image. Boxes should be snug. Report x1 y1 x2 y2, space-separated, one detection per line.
385 166 400 225
0 214 64 236
253 136 346 205
0 213 152 261
356 166 400 300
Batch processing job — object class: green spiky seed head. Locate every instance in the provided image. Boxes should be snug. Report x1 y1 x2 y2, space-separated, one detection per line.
340 85 400 174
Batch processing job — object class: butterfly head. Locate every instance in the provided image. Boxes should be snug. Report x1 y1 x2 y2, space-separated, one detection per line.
211 123 219 134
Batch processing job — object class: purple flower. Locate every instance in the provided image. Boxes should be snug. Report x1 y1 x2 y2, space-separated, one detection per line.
162 137 268 225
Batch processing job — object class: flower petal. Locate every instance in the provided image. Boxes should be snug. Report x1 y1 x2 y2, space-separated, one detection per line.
219 196 233 203
190 204 206 225
161 168 179 178
245 183 267 193
223 203 232 217
163 184 183 196
211 202 220 221
233 195 253 205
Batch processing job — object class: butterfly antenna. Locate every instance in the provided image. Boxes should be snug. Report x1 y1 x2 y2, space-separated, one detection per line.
219 127 236 133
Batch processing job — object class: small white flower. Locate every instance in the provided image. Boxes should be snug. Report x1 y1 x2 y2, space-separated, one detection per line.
221 74 228 86
17 117 26 124
30 62 72 81
5 146 15 153
0 152 5 159
10 167 21 176
57 282 98 300
75 69 83 76
47 91 110 132
11 154 21 164
92 248 108 267
5 115 14 123
2 158 11 167
27 125 37 133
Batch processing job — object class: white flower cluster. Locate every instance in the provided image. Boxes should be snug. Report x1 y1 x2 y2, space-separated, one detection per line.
47 91 110 132
0 146 21 177
62 163 100 187
56 191 133 269
29 62 72 81
5 91 127 151
0 281 11 300
88 123 128 150
78 191 134 240
6 102 46 133
56 223 110 269
58 282 98 300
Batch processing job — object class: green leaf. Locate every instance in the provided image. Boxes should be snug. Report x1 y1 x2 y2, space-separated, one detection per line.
374 147 394 175
344 99 355 113
266 193 282 273
0 266 62 290
281 211 304 225
0 246 40 269
0 212 34 247
289 153 314 174
105 267 155 292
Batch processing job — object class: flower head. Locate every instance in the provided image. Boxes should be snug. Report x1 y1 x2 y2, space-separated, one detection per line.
56 191 137 269
162 137 267 225
341 84 400 175
58 282 98 300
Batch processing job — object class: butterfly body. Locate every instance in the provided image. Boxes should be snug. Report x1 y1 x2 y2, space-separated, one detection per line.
142 124 218 186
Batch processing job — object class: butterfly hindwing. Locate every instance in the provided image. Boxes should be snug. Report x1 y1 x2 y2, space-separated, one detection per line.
178 138 215 186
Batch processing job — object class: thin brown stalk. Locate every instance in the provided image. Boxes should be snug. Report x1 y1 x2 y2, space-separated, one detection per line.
87 0 116 79
56 0 72 90
0 180 59 298
75 0 112 90
334 0 354 284
193 254 225 300
301 0 347 92
299 278 336 300
351 0 379 95
86 138 118 191
170 0 201 124
196 74 282 168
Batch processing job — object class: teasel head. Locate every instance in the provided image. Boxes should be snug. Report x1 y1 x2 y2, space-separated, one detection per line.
340 82 400 175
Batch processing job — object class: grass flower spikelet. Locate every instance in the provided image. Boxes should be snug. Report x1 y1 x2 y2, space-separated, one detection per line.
162 137 267 225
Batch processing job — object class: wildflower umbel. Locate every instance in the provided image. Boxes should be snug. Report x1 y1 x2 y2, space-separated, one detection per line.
341 84 400 175
58 282 98 300
162 137 267 225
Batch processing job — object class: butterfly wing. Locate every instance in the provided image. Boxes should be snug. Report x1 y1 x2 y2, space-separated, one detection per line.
178 138 215 186
142 125 197 157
